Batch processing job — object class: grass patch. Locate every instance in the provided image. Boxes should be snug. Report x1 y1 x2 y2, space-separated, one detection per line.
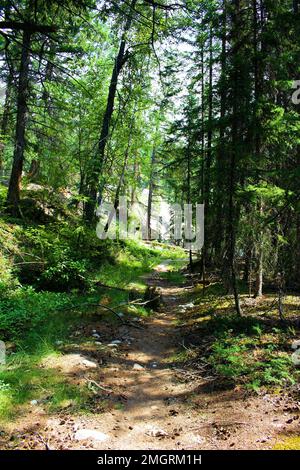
176 288 300 392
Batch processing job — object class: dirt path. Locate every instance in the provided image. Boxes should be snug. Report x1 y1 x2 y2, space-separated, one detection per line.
65 261 202 450
3 261 298 450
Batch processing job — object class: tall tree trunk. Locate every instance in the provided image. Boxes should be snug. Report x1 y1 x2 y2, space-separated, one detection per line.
84 0 137 222
186 139 193 271
147 147 156 240
0 70 13 174
6 29 31 213
227 0 243 316
253 0 264 297
200 40 206 281
214 0 227 265
202 24 213 271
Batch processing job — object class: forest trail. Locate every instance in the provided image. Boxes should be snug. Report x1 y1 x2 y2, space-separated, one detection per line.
66 260 204 450
3 260 297 450
27 260 291 451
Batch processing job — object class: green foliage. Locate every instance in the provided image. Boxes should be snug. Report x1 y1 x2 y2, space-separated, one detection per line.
0 288 72 339
0 252 16 295
207 325 296 391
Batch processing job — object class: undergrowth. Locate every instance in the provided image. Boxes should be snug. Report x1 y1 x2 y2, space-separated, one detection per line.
176 283 300 393
0 201 185 421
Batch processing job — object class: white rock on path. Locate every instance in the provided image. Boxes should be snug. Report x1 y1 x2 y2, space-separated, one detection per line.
291 350 300 366
81 358 98 368
75 429 108 442
291 340 300 351
133 363 144 370
146 428 168 437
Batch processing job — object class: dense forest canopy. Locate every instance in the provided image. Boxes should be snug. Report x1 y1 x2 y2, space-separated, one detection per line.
0 0 300 311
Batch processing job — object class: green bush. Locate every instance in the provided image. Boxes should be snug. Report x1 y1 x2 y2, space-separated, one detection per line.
208 329 295 391
0 287 72 339
0 252 17 295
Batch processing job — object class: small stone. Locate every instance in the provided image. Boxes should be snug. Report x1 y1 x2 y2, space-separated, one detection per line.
291 350 300 366
110 340 122 345
133 363 144 370
81 359 98 368
94 341 102 345
92 333 100 339
107 343 118 348
291 340 300 351
147 428 168 437
55 340 63 346
30 400 38 406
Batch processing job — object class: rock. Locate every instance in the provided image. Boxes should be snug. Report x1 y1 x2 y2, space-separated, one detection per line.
92 329 97 333
147 428 168 437
291 340 300 351
30 400 38 406
74 429 108 442
151 362 158 368
107 343 118 348
81 359 98 368
110 340 122 345
92 333 100 339
94 341 102 345
291 350 300 366
133 363 144 370
55 340 63 346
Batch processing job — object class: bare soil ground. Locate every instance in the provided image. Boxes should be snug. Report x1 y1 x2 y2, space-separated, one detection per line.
1 262 299 450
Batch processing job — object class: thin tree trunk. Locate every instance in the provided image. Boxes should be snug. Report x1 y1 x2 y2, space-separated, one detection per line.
6 29 31 213
0 70 13 174
215 0 227 265
227 0 242 316
253 0 264 297
147 147 156 240
84 0 137 222
187 139 193 271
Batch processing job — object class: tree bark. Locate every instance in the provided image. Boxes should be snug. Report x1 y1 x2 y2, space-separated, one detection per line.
0 70 13 173
6 29 31 213
84 0 137 222
227 0 243 316
147 147 156 240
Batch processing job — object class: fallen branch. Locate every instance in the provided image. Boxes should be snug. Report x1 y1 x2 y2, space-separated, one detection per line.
86 379 112 394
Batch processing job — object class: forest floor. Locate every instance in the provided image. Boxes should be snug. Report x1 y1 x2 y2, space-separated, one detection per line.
1 258 300 450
